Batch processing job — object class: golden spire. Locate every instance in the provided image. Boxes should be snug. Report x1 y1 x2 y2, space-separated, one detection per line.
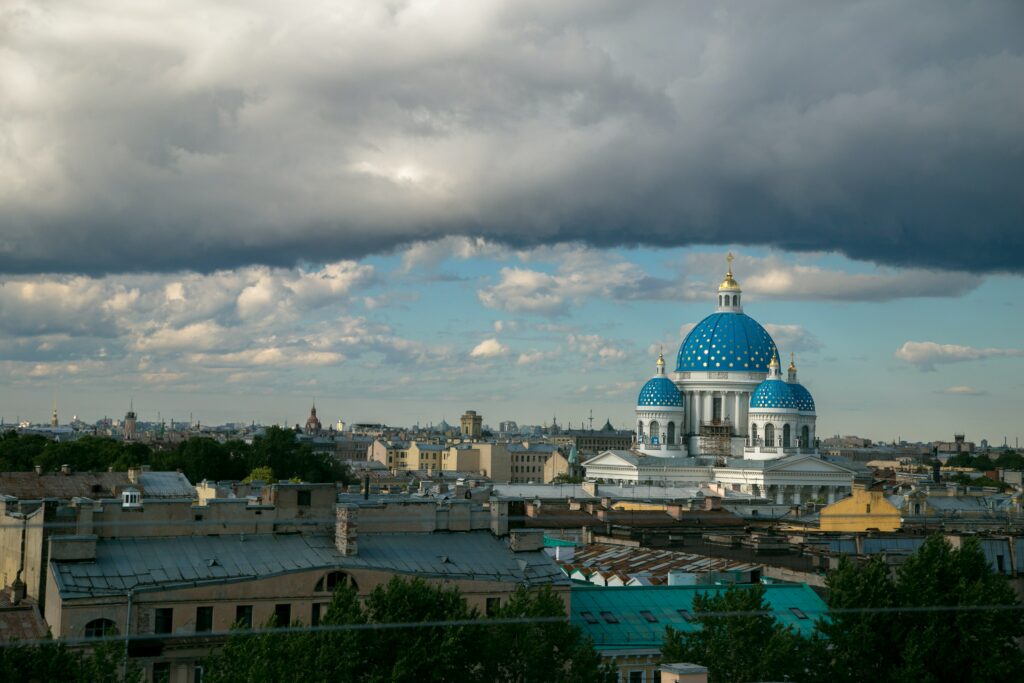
656 347 665 374
769 350 780 370
788 352 796 372
718 252 741 292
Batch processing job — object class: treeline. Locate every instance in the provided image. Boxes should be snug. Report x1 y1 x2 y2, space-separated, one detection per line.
945 449 1022 471
666 534 1024 683
0 427 349 484
204 579 614 683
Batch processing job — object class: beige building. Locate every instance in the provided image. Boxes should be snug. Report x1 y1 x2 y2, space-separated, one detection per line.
460 410 483 439
38 484 566 682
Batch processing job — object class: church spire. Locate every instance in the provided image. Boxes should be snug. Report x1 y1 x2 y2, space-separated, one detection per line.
787 353 798 382
767 351 782 379
655 348 666 376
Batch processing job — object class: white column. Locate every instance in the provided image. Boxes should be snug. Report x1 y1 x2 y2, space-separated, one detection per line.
792 487 801 505
693 392 702 431
827 487 835 504
703 393 712 423
734 392 742 435
775 486 784 505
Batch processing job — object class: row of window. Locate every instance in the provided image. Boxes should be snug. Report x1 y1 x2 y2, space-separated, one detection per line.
750 423 811 448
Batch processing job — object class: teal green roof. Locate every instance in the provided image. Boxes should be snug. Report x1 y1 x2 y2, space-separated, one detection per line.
571 583 827 651
544 536 577 548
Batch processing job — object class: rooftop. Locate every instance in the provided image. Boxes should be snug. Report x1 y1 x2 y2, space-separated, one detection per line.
51 530 568 599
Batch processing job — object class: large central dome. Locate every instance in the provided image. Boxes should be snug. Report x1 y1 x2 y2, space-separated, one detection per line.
676 312 778 373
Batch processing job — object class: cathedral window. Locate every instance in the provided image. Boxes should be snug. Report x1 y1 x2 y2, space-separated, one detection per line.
764 424 775 446
667 421 675 444
783 424 791 448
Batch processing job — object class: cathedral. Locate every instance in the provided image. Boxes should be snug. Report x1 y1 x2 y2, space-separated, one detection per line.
585 255 858 505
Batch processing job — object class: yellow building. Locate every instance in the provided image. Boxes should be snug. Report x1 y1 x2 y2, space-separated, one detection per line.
819 484 900 532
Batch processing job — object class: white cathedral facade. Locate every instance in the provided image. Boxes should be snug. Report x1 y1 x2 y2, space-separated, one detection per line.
584 255 857 505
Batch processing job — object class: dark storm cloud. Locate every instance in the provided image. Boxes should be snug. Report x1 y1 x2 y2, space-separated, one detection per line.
2 0 1022 275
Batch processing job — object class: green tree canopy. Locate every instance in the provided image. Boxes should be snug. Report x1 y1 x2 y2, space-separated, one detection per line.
205 578 608 683
821 534 1024 683
661 583 825 683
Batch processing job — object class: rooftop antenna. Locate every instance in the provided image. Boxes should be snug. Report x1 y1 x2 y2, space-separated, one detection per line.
588 409 594 431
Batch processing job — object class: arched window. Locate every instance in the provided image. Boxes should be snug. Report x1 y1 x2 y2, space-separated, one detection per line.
637 421 644 438
84 618 116 639
649 420 660 445
750 423 758 446
801 425 809 448
315 571 358 593
783 424 791 448
667 421 675 445
732 295 738 306
764 424 775 446
718 295 723 306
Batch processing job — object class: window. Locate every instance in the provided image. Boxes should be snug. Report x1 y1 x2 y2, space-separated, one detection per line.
580 611 599 625
84 618 116 639
316 571 357 593
599 610 619 624
297 490 312 506
274 603 291 626
486 597 501 617
194 665 204 683
629 671 645 683
235 605 253 628
196 606 213 633
712 397 722 421
639 610 658 623
866 504 872 514
789 607 809 620
153 662 170 683
312 602 329 626
154 608 173 634
751 423 758 445
666 421 675 445
732 295 738 306
764 423 775 446
783 423 791 448
801 425 809 448
676 609 694 622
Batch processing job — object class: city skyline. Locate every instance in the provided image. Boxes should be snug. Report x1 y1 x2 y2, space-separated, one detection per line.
2 2 1022 443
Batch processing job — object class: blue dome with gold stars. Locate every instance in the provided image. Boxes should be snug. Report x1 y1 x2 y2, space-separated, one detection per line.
637 376 683 408
789 382 816 412
750 378 798 410
676 312 777 373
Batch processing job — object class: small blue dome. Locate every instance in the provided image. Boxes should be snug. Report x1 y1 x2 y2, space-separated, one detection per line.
750 378 798 410
637 376 683 408
676 312 777 373
789 382 816 412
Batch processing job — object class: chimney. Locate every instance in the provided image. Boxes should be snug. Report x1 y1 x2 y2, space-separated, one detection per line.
9 578 26 605
335 505 358 556
582 481 599 496
128 467 140 484
34 465 42 476
704 496 722 511
60 464 71 475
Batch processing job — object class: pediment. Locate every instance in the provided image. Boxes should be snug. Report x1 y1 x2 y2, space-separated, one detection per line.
766 455 854 474
582 451 638 468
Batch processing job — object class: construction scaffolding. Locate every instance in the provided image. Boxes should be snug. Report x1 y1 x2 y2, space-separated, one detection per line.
700 419 733 464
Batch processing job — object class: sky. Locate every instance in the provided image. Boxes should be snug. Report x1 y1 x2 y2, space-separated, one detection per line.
1 1 1022 443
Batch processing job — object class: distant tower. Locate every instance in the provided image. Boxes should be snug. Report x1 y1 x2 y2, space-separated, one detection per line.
305 403 322 435
460 410 483 439
51 398 59 427
124 400 137 441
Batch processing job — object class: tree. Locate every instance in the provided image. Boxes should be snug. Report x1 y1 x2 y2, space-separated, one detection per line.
242 466 275 484
204 578 610 683
481 586 615 683
661 584 825 683
817 555 899 683
821 534 1024 683
0 636 141 682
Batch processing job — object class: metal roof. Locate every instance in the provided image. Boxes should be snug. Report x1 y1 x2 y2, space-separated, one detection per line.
52 531 567 599
136 471 195 498
571 583 826 649
562 543 760 585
